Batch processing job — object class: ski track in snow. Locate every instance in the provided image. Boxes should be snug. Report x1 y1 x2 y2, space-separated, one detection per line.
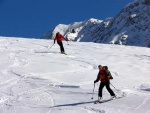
0 37 150 113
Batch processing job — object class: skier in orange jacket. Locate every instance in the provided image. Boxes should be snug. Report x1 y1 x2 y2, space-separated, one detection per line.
94 65 116 101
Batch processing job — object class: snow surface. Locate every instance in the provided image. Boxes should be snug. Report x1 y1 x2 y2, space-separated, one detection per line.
0 36 150 113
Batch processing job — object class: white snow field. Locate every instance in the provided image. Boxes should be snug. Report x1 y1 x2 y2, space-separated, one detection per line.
0 36 150 113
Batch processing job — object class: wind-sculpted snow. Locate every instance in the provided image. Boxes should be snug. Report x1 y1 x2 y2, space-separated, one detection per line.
0 37 150 113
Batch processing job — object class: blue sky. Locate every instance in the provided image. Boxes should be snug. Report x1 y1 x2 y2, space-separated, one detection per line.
0 0 134 38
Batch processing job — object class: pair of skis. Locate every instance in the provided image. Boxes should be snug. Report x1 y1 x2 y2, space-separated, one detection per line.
94 96 123 104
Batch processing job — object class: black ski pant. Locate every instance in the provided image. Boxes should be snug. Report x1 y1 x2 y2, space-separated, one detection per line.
98 81 115 97
57 41 65 53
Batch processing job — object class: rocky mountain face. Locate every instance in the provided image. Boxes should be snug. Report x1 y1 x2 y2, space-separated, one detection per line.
41 0 150 47
94 0 150 47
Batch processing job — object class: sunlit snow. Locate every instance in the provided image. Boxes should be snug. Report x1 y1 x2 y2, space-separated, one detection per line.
0 36 150 113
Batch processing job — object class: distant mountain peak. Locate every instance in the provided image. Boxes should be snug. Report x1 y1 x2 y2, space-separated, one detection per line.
41 0 150 47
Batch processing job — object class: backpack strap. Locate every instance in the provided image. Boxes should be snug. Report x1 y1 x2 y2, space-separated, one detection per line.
105 69 113 80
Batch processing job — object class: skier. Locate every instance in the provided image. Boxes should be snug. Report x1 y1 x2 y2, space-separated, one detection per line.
71 28 76 33
54 32 67 54
94 65 116 101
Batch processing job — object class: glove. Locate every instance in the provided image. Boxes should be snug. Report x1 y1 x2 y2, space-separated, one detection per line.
110 76 113 79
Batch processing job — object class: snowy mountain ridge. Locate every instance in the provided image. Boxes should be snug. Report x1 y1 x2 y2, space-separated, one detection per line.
41 18 102 42
41 0 150 47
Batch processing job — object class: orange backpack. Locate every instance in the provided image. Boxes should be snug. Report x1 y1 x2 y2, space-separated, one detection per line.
99 66 113 82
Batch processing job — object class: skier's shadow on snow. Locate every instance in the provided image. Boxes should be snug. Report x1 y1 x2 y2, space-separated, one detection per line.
54 101 95 107
35 51 51 53
34 51 58 54
141 88 150 92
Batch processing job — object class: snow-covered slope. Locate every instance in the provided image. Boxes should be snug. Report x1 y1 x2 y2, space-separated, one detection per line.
0 36 150 113
41 0 150 47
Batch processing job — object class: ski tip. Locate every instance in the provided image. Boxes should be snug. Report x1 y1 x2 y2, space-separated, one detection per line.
61 52 68 55
94 100 100 104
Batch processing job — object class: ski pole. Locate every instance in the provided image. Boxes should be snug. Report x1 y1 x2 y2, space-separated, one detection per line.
110 82 121 93
67 41 69 45
110 82 126 97
91 83 95 99
110 83 117 90
48 43 54 51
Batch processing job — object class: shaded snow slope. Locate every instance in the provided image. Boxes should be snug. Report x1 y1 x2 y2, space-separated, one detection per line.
0 36 150 113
